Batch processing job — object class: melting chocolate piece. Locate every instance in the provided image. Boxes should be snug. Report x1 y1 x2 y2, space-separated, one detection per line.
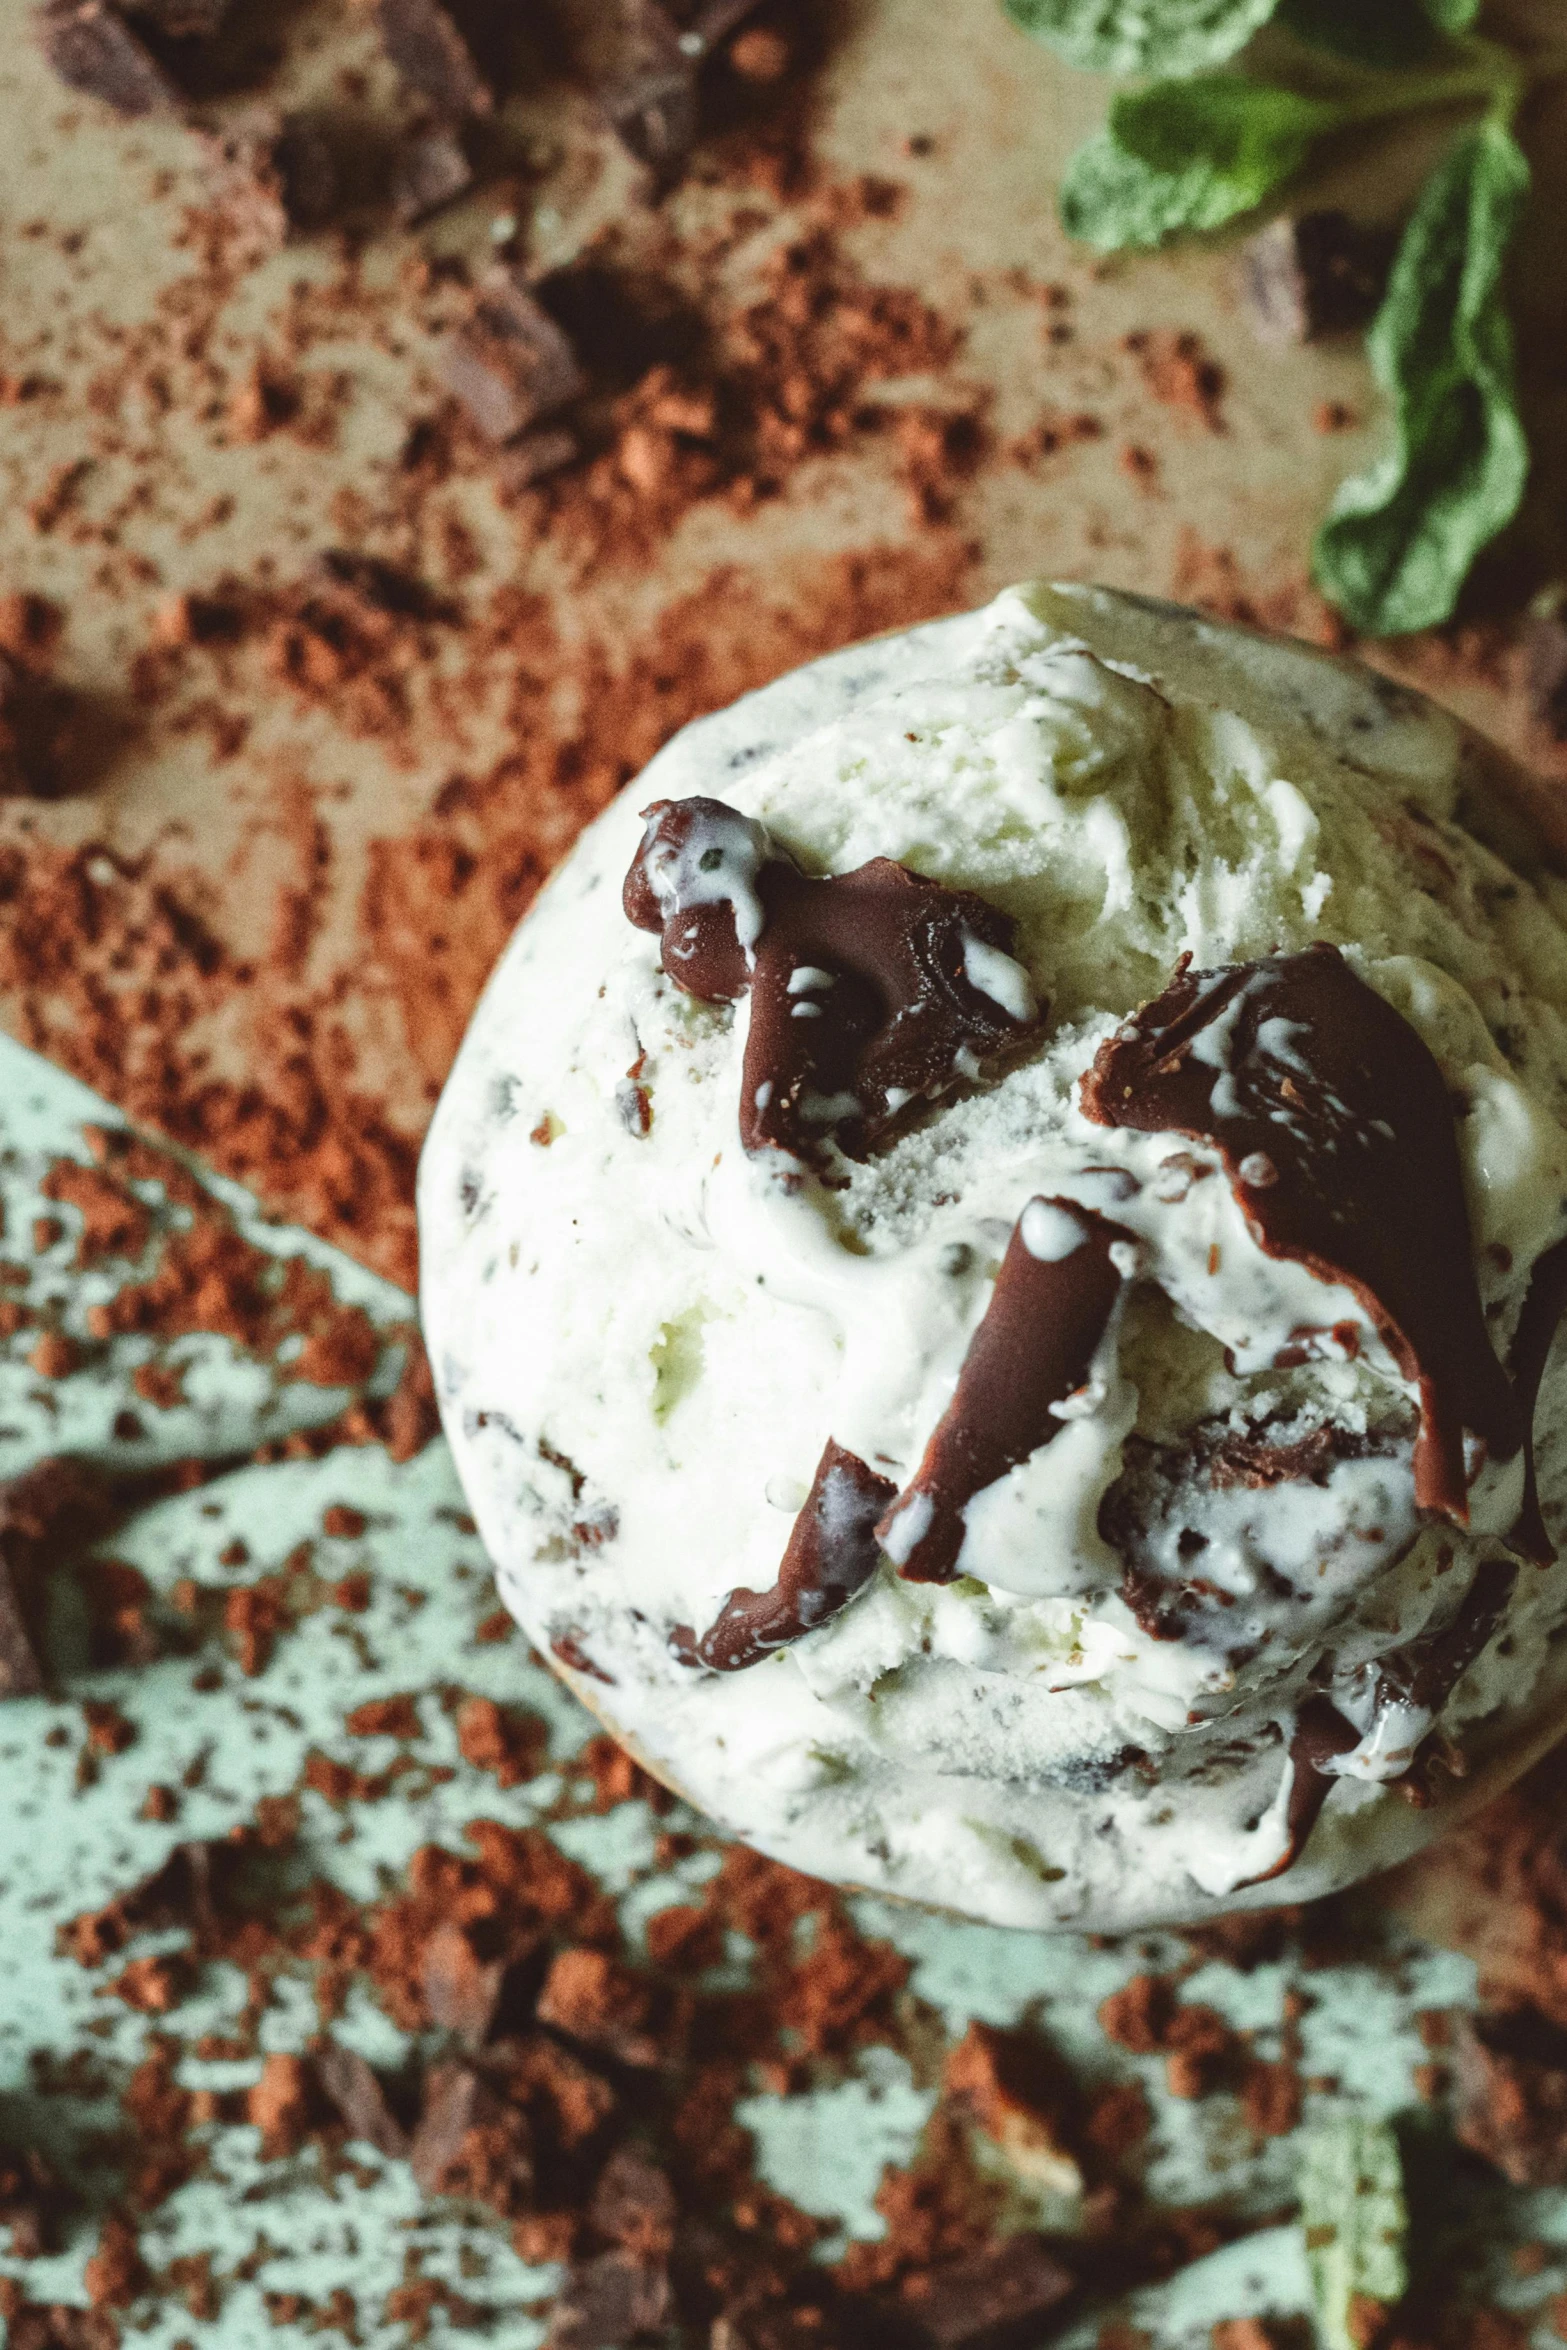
1082 944 1518 1523
1235 1696 1361 1888
1376 1553 1517 1727
671 1439 895 1672
625 796 1041 1167
878 1198 1129 1586
1508 1232 1567 1564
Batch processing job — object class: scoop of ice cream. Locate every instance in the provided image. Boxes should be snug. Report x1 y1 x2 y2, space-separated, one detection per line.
420 582 1567 1930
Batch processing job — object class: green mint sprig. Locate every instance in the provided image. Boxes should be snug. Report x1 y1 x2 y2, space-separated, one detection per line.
1007 0 1560 636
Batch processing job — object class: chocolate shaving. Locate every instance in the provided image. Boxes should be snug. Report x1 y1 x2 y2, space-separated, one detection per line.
671 1437 895 1672
547 2248 670 2350
313 2042 410 2158
34 0 180 115
1507 1232 1567 1564
625 796 1041 1168
888 2232 1076 2349
373 0 493 119
390 123 473 225
1082 945 1518 1523
879 1198 1128 1586
441 268 587 446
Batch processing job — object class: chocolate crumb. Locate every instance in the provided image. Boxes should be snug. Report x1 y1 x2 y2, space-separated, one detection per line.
391 123 473 224
314 2041 411 2158
1239 213 1394 347
35 0 181 114
374 0 493 119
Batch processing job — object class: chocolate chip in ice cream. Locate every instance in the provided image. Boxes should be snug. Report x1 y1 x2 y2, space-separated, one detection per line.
879 1198 1130 1585
671 1438 895 1671
1082 944 1519 1525
1506 1232 1567 1564
625 795 1042 1167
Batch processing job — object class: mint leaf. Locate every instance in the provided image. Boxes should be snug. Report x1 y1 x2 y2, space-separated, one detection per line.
1059 76 1336 248
1004 0 1279 75
1301 2117 1408 2350
1313 121 1530 635
1424 0 1480 26
1277 0 1441 66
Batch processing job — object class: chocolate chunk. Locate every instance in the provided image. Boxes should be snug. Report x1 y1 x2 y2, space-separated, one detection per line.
0 1459 116 1697
595 0 698 175
441 268 587 444
408 2059 531 2200
271 111 339 231
204 108 339 243
588 2144 676 2256
892 2233 1075 2350
626 796 1041 1168
1526 613 1567 743
1455 2006 1567 2185
550 1627 617 1684
1240 211 1394 346
546 2249 670 2350
1082 946 1518 1524
391 123 473 224
310 547 446 621
313 2042 409 2158
34 0 180 114
373 0 493 118
671 1438 896 1671
422 1917 507 2044
1508 1232 1567 1562
0 654 82 799
878 1200 1128 1586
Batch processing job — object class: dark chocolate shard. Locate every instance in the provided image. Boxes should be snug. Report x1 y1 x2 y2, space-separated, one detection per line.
373 0 493 118
587 2144 676 2256
35 0 181 114
625 795 1042 1168
0 1458 117 1697
671 1438 895 1671
422 1917 507 2045
547 2249 670 2350
441 267 587 445
1239 210 1394 346
888 2232 1075 2350
1455 2007 1567 2186
1082 945 1518 1524
391 123 473 224
314 2041 410 2158
595 0 698 176
1510 1231 1567 1564
878 1199 1128 1587
408 2059 531 2201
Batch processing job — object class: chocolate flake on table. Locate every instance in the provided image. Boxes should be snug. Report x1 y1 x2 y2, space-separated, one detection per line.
625 795 1041 1167
390 122 473 225
373 0 493 120
671 1437 895 1672
35 0 181 114
1239 211 1394 347
0 1459 117 1698
1507 1231 1567 1563
1454 2006 1567 2186
595 0 698 176
314 2041 410 2159
441 267 587 446
547 2247 671 2350
1082 944 1519 1523
878 1198 1129 1586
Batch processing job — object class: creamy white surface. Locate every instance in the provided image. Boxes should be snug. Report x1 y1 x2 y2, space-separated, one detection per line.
420 584 1567 1930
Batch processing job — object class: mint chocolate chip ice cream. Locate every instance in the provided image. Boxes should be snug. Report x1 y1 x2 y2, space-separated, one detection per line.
420 582 1567 1929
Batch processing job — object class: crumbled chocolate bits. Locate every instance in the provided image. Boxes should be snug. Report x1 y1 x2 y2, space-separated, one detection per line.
1082 945 1519 1522
34 0 180 115
373 0 493 119
441 267 588 445
878 1199 1128 1586
671 1437 895 1671
1455 2007 1567 2185
625 795 1041 1167
1239 212 1394 347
